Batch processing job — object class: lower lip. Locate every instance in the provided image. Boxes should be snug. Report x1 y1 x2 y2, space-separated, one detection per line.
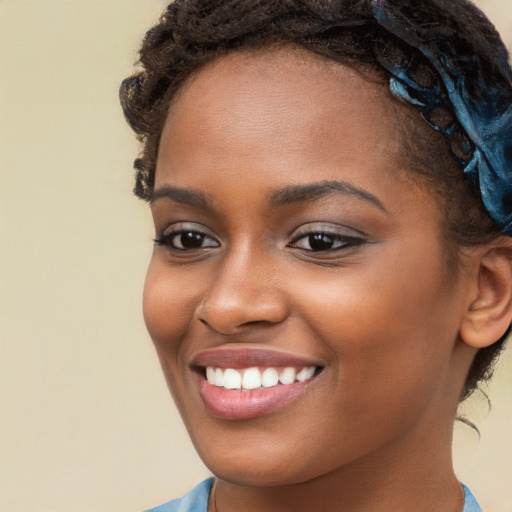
197 375 314 420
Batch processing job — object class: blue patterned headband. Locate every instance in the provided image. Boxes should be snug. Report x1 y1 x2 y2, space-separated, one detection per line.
363 0 512 234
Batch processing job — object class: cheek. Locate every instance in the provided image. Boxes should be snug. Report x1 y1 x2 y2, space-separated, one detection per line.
142 258 200 354
288 249 461 398
142 258 208 416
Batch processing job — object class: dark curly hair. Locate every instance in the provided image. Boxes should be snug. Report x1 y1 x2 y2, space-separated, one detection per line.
120 0 511 402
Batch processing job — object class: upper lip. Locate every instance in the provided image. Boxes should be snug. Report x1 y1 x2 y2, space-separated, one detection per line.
191 347 323 369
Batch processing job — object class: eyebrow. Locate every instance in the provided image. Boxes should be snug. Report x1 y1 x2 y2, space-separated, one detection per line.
270 180 388 213
150 185 212 209
150 180 388 213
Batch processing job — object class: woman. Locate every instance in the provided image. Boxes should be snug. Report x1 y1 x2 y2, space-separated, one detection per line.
120 1 512 511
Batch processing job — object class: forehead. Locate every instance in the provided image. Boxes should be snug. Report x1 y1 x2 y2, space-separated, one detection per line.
156 46 413 197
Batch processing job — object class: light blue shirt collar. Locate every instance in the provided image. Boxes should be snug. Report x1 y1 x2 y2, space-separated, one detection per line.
145 478 483 512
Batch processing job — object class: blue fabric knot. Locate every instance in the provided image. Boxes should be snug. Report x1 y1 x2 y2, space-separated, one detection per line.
372 0 512 234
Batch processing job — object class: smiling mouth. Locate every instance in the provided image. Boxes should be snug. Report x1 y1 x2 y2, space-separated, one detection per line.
191 348 324 419
194 364 323 420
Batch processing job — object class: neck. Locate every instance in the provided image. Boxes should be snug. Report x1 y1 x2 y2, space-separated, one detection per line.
212 418 464 512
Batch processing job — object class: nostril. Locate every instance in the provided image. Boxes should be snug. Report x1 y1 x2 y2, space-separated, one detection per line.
196 294 289 335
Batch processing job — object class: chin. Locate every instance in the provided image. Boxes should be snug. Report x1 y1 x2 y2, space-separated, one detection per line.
186 425 315 486
202 455 320 488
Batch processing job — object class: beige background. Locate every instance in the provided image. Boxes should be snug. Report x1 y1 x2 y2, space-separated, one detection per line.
0 1 511 511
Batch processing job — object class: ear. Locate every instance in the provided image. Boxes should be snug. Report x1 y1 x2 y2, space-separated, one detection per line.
460 237 512 349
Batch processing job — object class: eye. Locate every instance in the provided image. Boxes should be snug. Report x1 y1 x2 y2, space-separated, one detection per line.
154 228 219 251
288 229 364 252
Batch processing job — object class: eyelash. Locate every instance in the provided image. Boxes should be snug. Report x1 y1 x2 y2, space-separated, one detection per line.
154 229 219 251
288 231 365 252
154 228 364 253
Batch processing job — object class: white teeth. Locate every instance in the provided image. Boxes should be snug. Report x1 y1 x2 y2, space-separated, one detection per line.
214 368 224 387
279 367 296 385
206 366 216 385
242 367 262 390
223 368 242 389
261 367 279 388
296 366 315 382
205 365 317 390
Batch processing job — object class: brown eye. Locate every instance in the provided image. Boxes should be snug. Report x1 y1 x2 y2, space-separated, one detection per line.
307 234 338 251
289 231 363 252
174 231 208 249
154 230 219 251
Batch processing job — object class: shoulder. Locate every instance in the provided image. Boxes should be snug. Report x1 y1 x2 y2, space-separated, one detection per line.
462 484 483 512
144 478 215 512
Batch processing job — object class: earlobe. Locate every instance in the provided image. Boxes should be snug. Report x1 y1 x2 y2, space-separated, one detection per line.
460 238 512 348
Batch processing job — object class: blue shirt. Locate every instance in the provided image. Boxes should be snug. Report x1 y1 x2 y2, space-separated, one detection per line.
145 478 483 512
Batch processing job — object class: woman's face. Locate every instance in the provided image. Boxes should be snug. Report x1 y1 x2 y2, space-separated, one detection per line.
144 48 472 485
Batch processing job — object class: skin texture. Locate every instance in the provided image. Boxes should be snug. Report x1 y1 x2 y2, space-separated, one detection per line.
143 48 512 512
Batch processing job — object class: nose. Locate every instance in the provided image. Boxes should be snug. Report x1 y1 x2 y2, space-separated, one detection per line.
195 249 289 335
